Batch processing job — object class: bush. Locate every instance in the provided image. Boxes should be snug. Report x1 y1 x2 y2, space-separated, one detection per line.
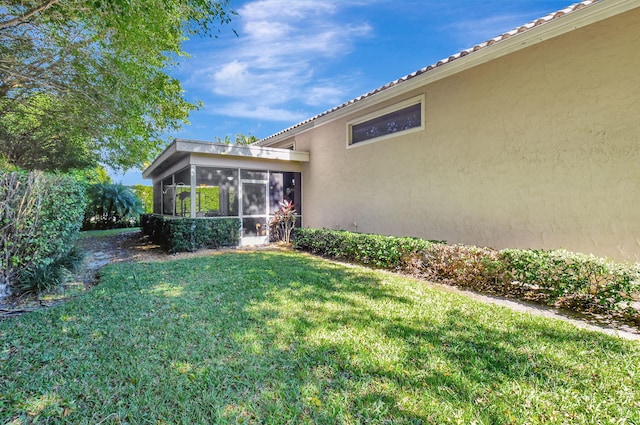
17 246 85 294
141 214 241 253
269 201 297 243
293 228 640 319
0 171 86 297
500 249 640 313
293 228 444 269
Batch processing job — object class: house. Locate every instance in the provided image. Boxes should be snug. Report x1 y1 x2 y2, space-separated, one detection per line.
143 0 640 262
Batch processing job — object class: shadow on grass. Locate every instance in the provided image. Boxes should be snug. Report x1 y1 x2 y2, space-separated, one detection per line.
1 251 638 424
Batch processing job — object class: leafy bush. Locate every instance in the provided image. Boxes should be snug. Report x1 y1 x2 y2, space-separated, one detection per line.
141 214 241 252
293 228 444 269
293 228 640 319
0 171 86 297
500 249 640 313
17 246 85 294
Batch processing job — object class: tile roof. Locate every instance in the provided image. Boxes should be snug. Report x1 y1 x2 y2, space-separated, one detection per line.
257 0 599 145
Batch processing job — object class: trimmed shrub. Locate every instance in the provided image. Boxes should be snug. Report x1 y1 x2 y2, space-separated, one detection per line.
293 228 640 319
141 214 241 253
0 171 86 296
500 249 640 313
293 228 443 269
420 243 507 294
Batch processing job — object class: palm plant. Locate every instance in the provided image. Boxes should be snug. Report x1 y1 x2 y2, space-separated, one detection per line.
84 183 143 229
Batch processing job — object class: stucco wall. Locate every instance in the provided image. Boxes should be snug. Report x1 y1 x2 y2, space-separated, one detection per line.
291 8 640 262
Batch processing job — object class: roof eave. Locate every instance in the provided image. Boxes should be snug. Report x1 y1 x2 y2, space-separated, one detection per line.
142 139 310 180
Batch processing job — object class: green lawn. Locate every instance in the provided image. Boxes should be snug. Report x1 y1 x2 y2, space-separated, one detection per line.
79 227 141 238
1 251 639 424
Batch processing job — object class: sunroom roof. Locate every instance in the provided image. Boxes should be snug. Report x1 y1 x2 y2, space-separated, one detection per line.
142 139 309 179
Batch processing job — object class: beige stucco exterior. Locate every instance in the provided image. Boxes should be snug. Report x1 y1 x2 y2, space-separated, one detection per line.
264 4 640 262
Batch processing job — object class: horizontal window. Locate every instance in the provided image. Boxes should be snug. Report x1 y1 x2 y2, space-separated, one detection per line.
348 96 424 147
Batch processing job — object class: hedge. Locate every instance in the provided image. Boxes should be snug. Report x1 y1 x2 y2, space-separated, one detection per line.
141 214 241 253
0 171 86 296
293 228 640 320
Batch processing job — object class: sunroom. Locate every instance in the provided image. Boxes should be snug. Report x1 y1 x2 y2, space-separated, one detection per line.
142 139 309 245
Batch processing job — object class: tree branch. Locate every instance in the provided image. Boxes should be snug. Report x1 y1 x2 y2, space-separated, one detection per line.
0 0 61 31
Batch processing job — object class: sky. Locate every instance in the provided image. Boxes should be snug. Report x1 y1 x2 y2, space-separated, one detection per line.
112 0 576 185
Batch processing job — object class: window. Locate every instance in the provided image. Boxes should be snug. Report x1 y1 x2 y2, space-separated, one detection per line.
174 168 191 217
348 95 424 147
196 167 239 217
153 182 162 214
161 175 174 215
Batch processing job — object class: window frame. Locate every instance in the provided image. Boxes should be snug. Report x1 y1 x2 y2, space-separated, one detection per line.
346 94 425 149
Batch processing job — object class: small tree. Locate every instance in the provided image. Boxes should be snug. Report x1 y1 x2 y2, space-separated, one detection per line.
269 200 297 244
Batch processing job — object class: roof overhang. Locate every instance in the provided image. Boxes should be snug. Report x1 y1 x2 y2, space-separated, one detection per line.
256 0 638 146
142 139 310 180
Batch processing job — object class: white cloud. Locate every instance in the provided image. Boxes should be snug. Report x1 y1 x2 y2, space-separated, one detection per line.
305 85 345 107
184 0 373 122
213 102 309 122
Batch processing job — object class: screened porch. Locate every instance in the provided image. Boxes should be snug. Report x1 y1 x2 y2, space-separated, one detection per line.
143 139 309 245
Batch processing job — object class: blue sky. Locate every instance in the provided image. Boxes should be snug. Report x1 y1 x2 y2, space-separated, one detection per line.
113 0 575 185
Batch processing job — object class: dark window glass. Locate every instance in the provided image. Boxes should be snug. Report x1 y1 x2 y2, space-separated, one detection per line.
161 176 174 216
174 167 191 217
351 102 421 144
242 217 268 237
242 182 267 216
153 182 162 214
269 172 301 216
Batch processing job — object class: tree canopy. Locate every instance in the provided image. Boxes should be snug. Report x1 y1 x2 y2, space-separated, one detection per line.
0 0 235 172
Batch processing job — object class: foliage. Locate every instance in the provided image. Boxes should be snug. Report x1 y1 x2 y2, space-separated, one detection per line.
197 186 221 213
293 228 640 319
0 93 97 172
141 214 240 252
0 171 86 297
500 249 640 313
293 228 443 268
131 184 153 214
0 0 235 171
1 251 639 423
68 166 112 186
16 245 84 294
84 183 143 229
269 200 297 243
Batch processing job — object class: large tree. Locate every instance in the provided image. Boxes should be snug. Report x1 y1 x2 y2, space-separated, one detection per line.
0 0 234 171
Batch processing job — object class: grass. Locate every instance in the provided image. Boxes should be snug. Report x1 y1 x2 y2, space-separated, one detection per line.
1 251 639 424
79 227 140 238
